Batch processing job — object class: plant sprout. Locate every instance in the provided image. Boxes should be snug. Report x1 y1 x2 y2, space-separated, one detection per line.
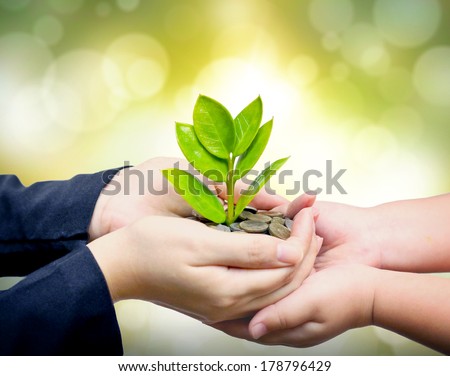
162 95 288 225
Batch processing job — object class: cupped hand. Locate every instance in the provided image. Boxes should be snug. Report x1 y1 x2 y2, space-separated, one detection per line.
89 157 289 240
213 263 377 346
88 206 321 323
283 195 383 270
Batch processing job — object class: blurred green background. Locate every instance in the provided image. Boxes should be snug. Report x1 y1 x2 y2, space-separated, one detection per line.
1 0 449 355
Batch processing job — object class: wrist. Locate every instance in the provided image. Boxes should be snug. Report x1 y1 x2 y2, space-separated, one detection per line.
87 228 134 303
353 265 380 328
88 171 122 241
369 201 413 270
364 203 399 269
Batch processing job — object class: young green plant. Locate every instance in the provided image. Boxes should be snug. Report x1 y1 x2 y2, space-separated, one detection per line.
162 95 288 226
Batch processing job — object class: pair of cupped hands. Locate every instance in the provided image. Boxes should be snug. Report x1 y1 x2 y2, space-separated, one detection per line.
88 158 379 348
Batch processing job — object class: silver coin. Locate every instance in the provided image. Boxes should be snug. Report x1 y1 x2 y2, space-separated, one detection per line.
257 210 284 218
244 206 258 214
284 218 293 231
229 222 244 232
269 222 291 240
246 213 272 223
271 216 285 225
239 220 269 233
208 223 231 232
238 210 252 220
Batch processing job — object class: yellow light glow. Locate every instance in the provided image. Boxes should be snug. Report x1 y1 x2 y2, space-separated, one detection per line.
44 49 122 132
103 33 169 101
413 46 450 107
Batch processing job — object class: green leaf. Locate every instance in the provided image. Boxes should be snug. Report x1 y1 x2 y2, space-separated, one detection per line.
235 119 273 180
233 96 263 156
233 157 289 221
176 122 228 182
162 168 226 223
193 95 235 159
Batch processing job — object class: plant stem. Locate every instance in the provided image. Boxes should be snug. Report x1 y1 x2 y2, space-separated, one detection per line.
226 156 235 225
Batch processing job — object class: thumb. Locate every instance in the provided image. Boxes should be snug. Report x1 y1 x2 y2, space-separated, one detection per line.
276 207 315 264
286 194 316 219
200 231 301 269
249 287 314 339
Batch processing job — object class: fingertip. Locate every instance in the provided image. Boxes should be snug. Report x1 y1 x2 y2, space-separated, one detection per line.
316 235 324 251
286 194 314 219
312 206 320 221
292 207 314 236
250 322 268 340
305 192 317 206
277 241 302 264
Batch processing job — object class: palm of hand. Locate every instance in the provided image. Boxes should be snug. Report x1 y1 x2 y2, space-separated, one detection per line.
312 201 382 270
99 158 205 236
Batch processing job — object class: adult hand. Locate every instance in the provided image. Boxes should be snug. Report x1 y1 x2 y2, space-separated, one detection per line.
88 208 321 323
89 157 288 240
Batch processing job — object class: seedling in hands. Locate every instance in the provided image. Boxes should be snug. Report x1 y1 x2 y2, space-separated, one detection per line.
162 95 288 226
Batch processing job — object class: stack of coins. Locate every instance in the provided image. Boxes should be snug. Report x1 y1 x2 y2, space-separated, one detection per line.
188 207 293 240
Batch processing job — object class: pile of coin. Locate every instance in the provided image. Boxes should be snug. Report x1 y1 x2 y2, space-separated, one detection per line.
188 206 293 240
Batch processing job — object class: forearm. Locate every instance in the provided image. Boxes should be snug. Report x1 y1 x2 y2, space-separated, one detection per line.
372 194 450 272
0 169 121 276
373 269 450 354
0 247 122 355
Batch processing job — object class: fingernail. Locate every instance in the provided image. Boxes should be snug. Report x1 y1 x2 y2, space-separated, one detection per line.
316 236 324 249
251 322 268 339
277 242 301 264
312 206 320 220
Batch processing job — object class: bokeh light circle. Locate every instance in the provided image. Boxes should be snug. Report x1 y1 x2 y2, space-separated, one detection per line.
0 33 52 86
126 59 166 98
413 46 450 107
33 15 64 46
44 49 124 132
309 0 353 34
103 33 169 100
116 0 140 12
1 84 74 154
341 23 390 76
0 33 53 122
374 0 441 48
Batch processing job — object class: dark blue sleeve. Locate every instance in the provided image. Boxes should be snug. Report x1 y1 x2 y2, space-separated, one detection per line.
0 246 123 355
0 169 120 276
0 169 124 354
